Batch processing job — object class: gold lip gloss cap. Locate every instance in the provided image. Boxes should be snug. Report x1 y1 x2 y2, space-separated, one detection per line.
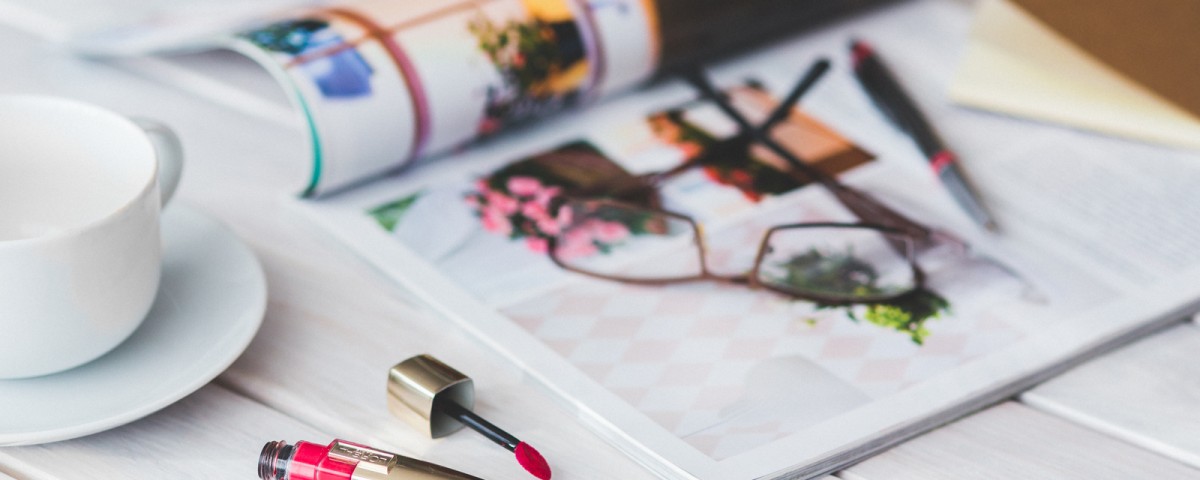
387 354 475 438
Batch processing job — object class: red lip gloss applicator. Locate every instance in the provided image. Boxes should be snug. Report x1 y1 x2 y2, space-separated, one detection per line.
258 438 482 480
388 354 552 480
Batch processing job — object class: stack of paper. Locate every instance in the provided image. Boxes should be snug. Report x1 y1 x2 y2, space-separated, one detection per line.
951 0 1200 151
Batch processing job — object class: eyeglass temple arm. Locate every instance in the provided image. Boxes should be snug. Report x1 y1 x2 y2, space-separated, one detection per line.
760 58 830 132
682 61 933 241
640 62 835 187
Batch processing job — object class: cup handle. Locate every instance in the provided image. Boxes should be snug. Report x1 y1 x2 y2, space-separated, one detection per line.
131 118 184 207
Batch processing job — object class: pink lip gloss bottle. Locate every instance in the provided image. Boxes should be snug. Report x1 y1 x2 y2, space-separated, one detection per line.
258 439 483 480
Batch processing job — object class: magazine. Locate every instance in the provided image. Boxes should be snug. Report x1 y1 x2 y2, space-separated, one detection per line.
242 1 1200 478
14 0 1200 478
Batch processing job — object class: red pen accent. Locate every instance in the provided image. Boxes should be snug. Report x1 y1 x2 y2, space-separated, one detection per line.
930 150 956 175
850 40 873 69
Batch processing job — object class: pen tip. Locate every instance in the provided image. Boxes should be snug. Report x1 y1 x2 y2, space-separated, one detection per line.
514 442 552 480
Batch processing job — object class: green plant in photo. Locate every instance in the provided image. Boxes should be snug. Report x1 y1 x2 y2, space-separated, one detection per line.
471 17 562 96
773 247 950 344
852 289 950 345
368 191 423 232
467 13 587 131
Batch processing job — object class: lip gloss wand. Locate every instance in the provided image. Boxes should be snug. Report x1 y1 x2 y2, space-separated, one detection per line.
389 354 552 480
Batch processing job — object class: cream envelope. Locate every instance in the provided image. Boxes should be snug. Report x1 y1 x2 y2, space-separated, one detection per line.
950 0 1200 151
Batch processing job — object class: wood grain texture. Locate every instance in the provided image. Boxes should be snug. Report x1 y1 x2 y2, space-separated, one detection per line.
838 402 1200 480
1023 322 1200 468
0 386 326 480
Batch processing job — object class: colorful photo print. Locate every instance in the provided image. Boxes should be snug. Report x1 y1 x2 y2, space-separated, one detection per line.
600 82 874 204
242 18 374 98
503 187 1031 459
438 138 950 344
464 141 660 256
233 1 606 194
363 141 659 306
470 0 596 134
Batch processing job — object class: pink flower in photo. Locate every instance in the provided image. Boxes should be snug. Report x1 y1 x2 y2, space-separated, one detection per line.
525 236 549 253
554 204 573 226
556 227 599 259
536 217 563 236
531 203 574 237
465 171 645 261
521 195 572 236
481 208 513 236
521 200 551 223
590 220 631 243
485 190 520 215
533 185 563 207
507 176 544 197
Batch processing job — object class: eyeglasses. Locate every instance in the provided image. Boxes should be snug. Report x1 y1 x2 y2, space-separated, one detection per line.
547 198 926 305
542 59 954 304
676 59 938 244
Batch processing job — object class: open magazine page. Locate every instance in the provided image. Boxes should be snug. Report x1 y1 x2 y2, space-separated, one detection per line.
967 131 1200 293
292 1 1200 478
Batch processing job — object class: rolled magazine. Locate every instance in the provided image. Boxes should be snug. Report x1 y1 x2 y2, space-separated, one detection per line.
228 0 891 195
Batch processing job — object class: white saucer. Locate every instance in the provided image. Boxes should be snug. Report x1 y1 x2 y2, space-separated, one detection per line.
0 205 266 446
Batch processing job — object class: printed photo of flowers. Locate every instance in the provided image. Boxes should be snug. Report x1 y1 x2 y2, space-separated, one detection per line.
465 141 660 257
361 141 671 306
469 0 593 134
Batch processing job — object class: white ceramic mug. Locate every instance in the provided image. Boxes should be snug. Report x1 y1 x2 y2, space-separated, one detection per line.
0 96 184 379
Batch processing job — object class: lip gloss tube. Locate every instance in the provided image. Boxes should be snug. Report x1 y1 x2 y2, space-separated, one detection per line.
259 439 483 480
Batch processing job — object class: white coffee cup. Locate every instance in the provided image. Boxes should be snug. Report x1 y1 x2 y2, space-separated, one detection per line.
0 96 184 379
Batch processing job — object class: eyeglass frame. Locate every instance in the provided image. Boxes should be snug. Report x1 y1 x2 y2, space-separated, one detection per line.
574 59 946 250
540 58 967 304
676 59 944 246
546 197 927 306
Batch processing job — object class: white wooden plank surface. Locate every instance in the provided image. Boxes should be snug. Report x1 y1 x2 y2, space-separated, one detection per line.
0 385 327 480
838 402 1200 480
1022 321 1200 469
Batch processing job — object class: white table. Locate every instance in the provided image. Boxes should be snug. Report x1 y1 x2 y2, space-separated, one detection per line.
1 13 1199 480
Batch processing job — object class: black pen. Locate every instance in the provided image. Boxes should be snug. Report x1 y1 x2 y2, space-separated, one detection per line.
850 39 999 232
